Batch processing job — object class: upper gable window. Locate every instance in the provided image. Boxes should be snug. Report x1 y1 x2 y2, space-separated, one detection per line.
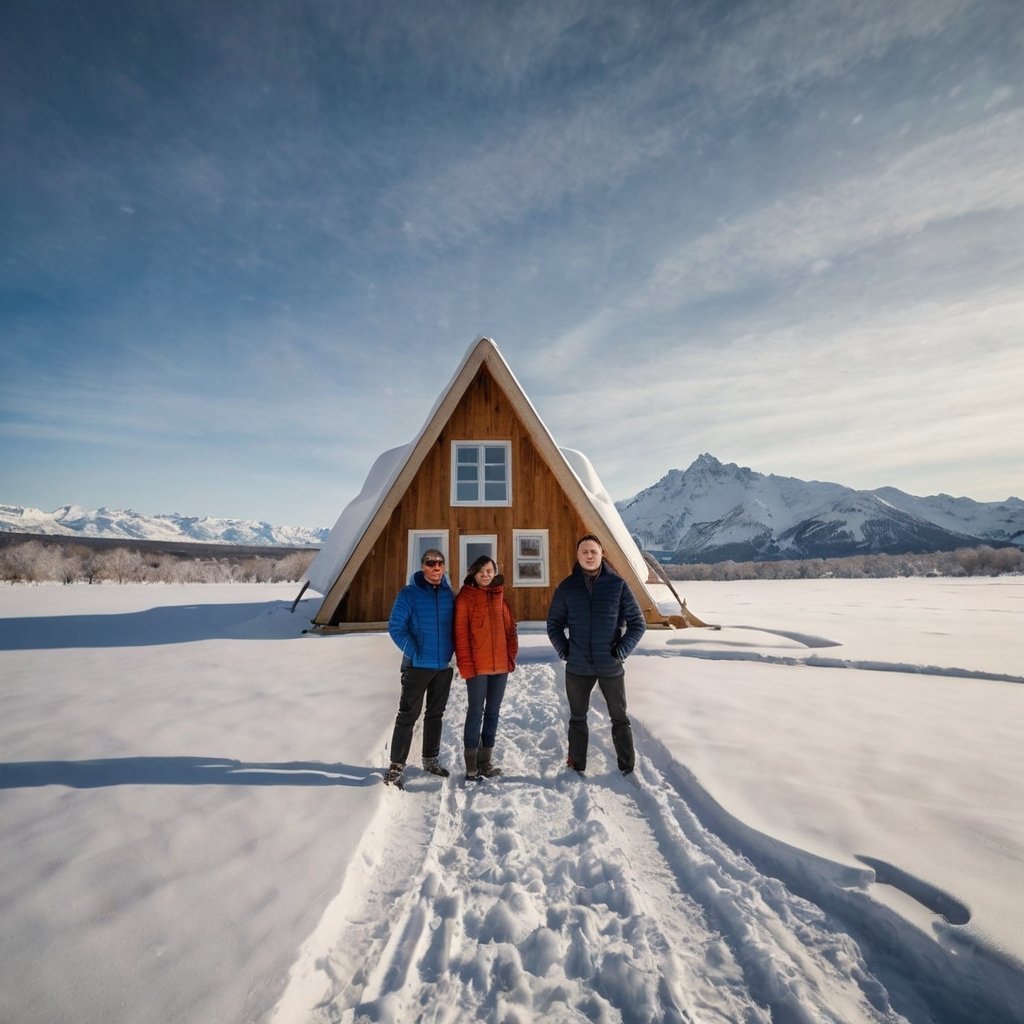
451 441 511 506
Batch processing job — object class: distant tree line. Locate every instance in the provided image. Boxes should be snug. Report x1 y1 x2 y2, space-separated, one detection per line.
661 545 1024 581
0 539 316 585
4 537 1021 586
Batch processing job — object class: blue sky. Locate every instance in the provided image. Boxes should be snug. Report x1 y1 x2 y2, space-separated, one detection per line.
2 0 1022 529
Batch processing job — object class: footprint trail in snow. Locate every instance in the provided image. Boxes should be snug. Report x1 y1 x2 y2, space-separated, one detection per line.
272 661 913 1024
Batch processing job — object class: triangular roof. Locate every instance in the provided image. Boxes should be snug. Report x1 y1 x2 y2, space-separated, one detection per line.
304 336 683 622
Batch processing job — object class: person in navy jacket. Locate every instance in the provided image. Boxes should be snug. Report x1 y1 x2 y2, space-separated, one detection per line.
384 549 455 786
546 534 646 776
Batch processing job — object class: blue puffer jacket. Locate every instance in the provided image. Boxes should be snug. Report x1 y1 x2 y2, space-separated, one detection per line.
546 562 646 676
388 571 455 669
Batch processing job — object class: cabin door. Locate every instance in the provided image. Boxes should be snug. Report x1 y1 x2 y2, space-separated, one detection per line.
458 534 497 586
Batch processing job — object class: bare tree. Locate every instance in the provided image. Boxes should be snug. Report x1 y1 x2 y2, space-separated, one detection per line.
272 550 316 582
95 548 145 583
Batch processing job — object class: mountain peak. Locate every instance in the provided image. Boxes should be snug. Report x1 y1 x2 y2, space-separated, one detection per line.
680 454 765 490
617 458 1023 562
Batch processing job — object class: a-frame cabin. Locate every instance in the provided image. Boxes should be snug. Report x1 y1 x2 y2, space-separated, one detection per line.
303 337 703 630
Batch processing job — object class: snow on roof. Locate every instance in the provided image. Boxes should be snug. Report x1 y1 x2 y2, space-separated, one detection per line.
304 444 409 596
559 449 647 580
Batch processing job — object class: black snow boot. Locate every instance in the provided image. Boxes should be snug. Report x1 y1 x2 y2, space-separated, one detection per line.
422 756 450 778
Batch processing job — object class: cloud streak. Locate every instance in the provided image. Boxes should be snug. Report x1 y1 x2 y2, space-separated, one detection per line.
641 107 1024 308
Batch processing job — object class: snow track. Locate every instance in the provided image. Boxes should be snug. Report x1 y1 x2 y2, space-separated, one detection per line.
270 662 968 1024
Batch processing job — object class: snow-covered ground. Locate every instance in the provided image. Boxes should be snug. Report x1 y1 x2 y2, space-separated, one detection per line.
1 577 1022 1023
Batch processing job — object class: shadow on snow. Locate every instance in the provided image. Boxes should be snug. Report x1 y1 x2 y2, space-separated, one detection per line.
0 756 378 789
0 600 302 649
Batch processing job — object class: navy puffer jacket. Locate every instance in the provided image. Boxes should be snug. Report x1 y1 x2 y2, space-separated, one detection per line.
388 571 455 669
546 562 646 676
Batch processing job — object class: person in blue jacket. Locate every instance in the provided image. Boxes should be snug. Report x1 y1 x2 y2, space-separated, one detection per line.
546 534 646 776
384 548 455 786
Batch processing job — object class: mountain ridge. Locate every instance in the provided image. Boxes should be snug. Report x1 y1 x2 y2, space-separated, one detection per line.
617 454 1024 563
0 503 328 548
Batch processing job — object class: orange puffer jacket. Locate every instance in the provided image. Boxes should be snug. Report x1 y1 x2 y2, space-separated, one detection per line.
454 578 518 680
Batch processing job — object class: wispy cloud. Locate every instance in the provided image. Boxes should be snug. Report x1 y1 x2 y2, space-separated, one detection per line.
364 0 982 252
542 287 1024 500
640 108 1024 309
698 0 971 102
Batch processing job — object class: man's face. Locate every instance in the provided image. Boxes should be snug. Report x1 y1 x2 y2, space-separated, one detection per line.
576 541 603 572
422 555 446 584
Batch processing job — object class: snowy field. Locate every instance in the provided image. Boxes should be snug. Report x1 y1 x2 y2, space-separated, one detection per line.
1 577 1022 1024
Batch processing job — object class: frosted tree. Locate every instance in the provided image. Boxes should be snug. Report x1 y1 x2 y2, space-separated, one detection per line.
95 547 145 583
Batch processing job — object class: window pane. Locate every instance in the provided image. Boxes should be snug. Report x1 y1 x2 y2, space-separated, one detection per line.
484 446 506 464
518 560 542 580
416 535 443 562
457 465 478 482
484 482 507 502
518 536 541 558
484 464 505 481
466 541 494 564
457 482 478 501
458 447 479 464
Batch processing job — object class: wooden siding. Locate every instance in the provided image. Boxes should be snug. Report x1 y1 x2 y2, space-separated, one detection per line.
334 365 589 623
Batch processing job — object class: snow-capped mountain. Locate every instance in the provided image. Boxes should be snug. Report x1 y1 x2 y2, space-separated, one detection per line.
617 454 1024 563
0 503 328 548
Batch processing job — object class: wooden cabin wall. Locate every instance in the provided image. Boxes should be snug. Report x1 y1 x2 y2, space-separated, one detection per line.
339 366 590 623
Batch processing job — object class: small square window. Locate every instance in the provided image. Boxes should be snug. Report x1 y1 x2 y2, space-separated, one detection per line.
513 529 549 587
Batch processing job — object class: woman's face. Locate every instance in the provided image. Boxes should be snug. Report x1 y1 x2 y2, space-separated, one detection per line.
474 561 496 587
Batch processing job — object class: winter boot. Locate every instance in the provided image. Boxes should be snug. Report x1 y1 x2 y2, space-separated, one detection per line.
478 747 502 778
422 756 450 778
384 761 405 787
464 747 481 782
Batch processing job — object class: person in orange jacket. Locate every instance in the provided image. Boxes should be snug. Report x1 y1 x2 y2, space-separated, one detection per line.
454 554 518 781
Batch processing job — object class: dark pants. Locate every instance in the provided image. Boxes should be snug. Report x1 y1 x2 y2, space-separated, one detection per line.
463 673 508 749
390 665 454 764
565 669 635 773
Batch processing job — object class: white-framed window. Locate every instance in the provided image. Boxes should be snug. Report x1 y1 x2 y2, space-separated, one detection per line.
451 441 511 506
407 530 449 582
512 529 549 587
458 534 497 585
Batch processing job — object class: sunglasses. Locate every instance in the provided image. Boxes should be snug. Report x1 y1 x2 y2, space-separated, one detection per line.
423 558 445 568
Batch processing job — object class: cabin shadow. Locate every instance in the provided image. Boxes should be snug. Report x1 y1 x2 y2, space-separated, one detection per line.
0 756 378 789
0 600 303 650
